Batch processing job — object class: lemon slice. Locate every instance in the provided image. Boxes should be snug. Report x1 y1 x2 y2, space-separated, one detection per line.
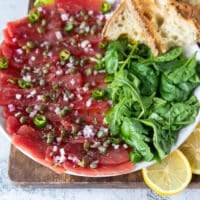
180 126 200 174
142 150 192 196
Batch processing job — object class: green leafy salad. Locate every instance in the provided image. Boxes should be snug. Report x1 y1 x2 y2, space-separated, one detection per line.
94 38 200 163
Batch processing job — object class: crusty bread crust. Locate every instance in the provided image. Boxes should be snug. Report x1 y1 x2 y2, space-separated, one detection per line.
102 0 200 55
178 0 200 38
102 0 159 55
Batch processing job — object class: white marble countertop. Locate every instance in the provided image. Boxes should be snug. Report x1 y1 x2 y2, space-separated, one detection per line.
0 1 199 199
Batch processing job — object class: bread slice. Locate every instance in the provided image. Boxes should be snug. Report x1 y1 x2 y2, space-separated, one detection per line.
178 0 200 24
133 0 200 53
102 0 200 55
102 0 159 55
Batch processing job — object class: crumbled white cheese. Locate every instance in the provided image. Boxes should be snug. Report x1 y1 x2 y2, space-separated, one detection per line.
16 48 23 55
35 48 39 54
15 94 22 100
37 95 43 101
47 51 53 57
86 98 92 107
55 107 61 115
29 110 37 118
61 13 69 21
88 10 94 16
34 105 40 110
69 93 74 99
66 63 73 68
12 38 17 43
60 148 65 156
8 104 15 112
77 94 83 100
91 141 101 148
68 155 80 164
56 137 62 143
74 110 78 116
97 14 104 21
23 74 31 82
34 68 40 73
54 155 66 163
123 144 128 149
31 56 36 61
27 89 36 98
82 87 89 92
63 94 69 102
83 125 95 138
37 7 43 12
112 144 120 150
53 146 58 152
99 127 109 133
56 69 63 76
80 40 90 49
55 31 63 40
70 79 75 85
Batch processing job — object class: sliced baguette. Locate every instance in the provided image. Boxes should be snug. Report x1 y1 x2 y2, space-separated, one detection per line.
103 0 200 55
133 0 200 53
178 0 200 24
102 0 159 55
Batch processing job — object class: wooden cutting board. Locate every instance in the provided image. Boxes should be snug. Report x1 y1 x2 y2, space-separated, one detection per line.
8 145 200 187
7 0 200 188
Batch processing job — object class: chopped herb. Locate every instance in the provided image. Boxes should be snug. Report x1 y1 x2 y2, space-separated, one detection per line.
103 139 111 148
0 57 9 69
97 130 107 138
64 23 74 32
71 124 78 134
37 26 45 34
75 117 85 125
92 88 107 100
59 49 71 65
83 140 90 151
89 161 98 169
85 68 92 76
78 155 89 167
59 106 71 117
26 106 33 113
19 116 27 124
110 137 121 144
18 80 33 89
61 130 69 137
130 152 142 163
52 83 59 90
46 132 55 144
33 114 47 128
98 146 107 154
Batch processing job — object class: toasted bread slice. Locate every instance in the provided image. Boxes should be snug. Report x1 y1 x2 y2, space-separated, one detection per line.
102 0 159 55
178 0 200 24
133 0 200 53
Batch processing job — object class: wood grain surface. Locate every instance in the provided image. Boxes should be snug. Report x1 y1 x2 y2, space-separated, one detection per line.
8 0 200 188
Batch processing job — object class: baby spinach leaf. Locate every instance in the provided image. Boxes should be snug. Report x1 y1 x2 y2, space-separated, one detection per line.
108 69 145 118
121 118 154 161
105 98 131 136
145 47 183 63
165 54 197 84
131 62 159 96
104 48 118 74
160 75 197 102
140 119 177 159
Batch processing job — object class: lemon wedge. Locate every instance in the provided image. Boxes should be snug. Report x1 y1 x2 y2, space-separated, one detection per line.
142 150 192 196
180 126 200 175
